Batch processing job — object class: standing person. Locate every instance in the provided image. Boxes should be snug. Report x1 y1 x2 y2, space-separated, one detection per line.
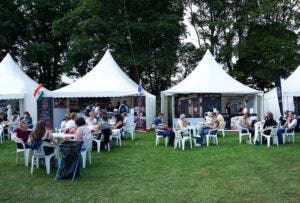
12 119 31 149
94 103 101 118
6 105 12 122
152 113 175 147
23 111 33 129
238 103 244 114
277 111 297 144
195 112 219 147
225 103 231 116
118 101 129 114
107 103 114 112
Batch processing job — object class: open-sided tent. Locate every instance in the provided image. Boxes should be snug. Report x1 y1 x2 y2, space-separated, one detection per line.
161 50 262 126
264 65 300 120
0 53 48 122
46 50 156 129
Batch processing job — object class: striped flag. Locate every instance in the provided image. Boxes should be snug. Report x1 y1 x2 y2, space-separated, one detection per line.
33 84 44 102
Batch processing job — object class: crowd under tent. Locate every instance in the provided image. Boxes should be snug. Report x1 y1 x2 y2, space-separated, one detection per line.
0 53 48 122
264 65 300 120
161 50 263 127
46 50 156 130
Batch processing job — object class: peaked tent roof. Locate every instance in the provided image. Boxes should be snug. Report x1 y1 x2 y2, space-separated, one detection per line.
163 50 261 95
0 53 45 100
47 50 154 98
281 65 300 96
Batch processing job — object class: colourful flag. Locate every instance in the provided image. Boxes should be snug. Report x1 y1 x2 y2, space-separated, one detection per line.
137 79 142 95
34 84 44 102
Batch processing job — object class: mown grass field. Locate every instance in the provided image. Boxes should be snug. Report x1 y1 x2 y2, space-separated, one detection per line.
0 130 299 202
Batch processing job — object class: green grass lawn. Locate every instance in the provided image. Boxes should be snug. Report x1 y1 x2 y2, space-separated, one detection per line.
0 131 299 202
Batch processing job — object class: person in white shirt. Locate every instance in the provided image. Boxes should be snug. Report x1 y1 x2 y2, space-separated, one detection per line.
65 112 77 133
175 114 189 129
85 112 97 130
60 114 69 132
122 112 129 126
277 111 298 144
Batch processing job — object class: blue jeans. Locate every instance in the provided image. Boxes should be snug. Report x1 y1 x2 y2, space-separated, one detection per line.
277 128 286 144
196 126 210 144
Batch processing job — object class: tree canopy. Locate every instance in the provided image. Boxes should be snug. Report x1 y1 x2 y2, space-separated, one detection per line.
0 0 299 94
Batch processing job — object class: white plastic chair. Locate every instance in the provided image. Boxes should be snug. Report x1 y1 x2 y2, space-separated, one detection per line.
174 129 182 149
237 125 252 144
81 139 93 168
282 127 295 144
180 128 193 150
112 128 123 146
31 141 58 174
261 126 278 147
12 137 30 167
123 123 136 140
206 128 219 146
218 121 226 137
155 131 168 146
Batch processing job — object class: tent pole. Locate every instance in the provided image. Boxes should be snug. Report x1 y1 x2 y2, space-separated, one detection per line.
171 95 175 128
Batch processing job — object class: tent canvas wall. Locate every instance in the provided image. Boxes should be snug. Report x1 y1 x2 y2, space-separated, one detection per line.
264 65 300 120
0 53 48 122
46 50 156 130
161 50 262 126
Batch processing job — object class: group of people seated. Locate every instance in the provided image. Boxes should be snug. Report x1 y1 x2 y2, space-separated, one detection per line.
152 109 298 147
152 111 226 147
237 110 298 144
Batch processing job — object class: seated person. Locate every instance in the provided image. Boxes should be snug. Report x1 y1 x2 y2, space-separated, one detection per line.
60 114 69 132
175 114 189 129
279 110 288 127
65 112 77 134
239 112 254 137
152 113 175 147
95 114 112 145
73 117 92 150
277 111 297 144
216 111 225 129
12 119 31 149
28 120 57 155
196 112 219 147
122 112 129 126
260 112 278 143
111 114 123 129
85 112 98 130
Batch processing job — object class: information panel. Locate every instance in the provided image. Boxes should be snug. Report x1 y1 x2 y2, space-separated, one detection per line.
202 93 221 114
37 97 54 130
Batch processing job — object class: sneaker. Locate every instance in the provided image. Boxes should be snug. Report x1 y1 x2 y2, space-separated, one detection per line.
195 143 201 147
245 140 252 144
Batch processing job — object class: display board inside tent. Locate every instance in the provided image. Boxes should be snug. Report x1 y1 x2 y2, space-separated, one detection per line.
37 97 53 130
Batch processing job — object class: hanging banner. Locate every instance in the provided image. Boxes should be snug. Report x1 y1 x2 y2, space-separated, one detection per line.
37 97 54 130
275 74 283 116
134 96 146 131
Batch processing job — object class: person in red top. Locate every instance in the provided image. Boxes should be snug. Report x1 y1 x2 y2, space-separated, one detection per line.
12 119 31 149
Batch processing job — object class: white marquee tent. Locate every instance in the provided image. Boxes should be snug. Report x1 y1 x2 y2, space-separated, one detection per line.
46 50 156 129
161 50 262 125
264 65 300 120
0 53 48 122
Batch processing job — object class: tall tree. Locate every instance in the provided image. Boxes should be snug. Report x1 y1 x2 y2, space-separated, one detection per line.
0 0 25 58
53 0 185 96
14 0 78 90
